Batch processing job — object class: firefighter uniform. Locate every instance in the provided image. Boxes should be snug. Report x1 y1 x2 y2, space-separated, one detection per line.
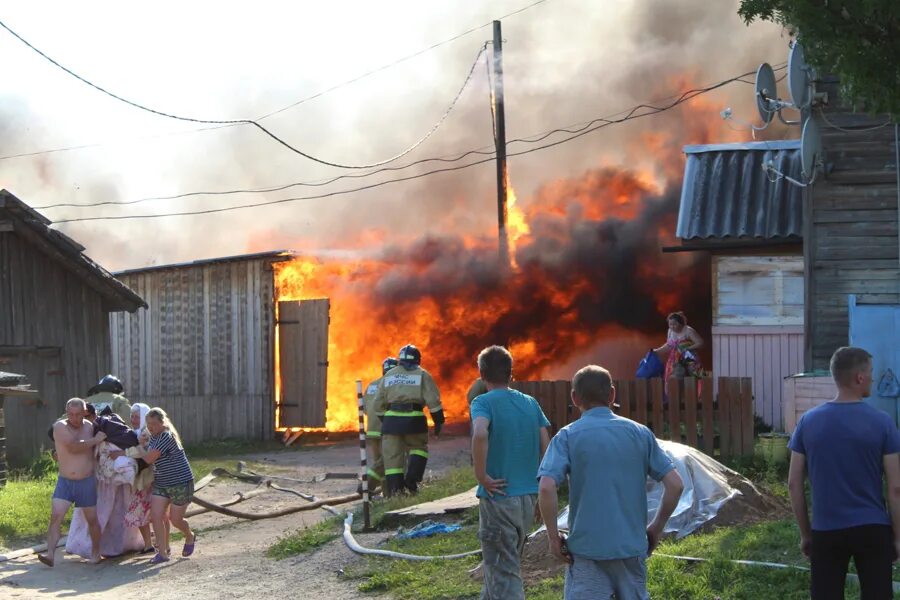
376 364 443 495
466 378 488 405
363 376 386 486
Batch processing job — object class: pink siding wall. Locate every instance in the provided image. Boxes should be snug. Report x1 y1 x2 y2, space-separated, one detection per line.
712 325 804 431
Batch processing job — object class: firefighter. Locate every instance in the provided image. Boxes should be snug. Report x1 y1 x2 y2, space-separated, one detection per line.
361 356 398 493
466 377 488 405
376 344 443 496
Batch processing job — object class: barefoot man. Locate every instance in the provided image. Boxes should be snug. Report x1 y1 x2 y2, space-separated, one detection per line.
39 398 107 566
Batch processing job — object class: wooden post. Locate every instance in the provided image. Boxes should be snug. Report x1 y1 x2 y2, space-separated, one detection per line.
741 377 755 457
356 380 370 530
492 20 510 270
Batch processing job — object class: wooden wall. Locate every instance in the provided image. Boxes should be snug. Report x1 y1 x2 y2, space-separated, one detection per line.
0 232 112 467
782 375 837 433
714 256 804 326
805 81 899 369
111 258 276 443
712 325 804 431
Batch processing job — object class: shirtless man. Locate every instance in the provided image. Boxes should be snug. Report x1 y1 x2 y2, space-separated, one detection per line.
38 398 106 566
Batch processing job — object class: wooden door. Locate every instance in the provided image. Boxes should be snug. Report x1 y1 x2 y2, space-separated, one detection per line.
278 299 329 428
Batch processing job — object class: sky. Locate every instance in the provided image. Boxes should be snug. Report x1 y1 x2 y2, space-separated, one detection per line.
0 0 792 271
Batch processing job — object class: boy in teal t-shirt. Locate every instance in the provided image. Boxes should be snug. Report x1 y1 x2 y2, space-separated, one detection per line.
470 346 550 600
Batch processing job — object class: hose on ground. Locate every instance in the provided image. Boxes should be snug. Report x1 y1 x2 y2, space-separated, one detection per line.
342 512 481 561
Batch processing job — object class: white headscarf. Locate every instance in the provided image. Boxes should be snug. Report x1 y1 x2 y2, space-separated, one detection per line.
131 402 151 434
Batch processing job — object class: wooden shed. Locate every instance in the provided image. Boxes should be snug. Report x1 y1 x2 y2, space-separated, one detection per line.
0 190 146 466
670 141 806 430
803 77 899 370
110 252 330 444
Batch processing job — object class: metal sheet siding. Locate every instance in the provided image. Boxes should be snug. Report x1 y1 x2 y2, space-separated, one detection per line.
677 141 803 240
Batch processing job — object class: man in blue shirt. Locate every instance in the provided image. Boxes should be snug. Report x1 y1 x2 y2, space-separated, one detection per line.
538 365 684 600
788 346 900 599
470 345 550 600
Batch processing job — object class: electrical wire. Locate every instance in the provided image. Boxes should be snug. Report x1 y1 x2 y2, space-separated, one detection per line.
38 64 785 211
0 0 549 163
818 108 894 133
52 67 771 224
0 21 486 169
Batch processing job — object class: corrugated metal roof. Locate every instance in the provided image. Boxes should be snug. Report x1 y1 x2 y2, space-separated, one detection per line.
114 250 294 276
676 140 803 240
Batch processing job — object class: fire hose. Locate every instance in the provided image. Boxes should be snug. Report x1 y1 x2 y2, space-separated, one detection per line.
341 512 482 561
187 467 358 520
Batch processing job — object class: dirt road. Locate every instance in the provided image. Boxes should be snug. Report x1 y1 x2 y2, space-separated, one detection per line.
0 435 472 599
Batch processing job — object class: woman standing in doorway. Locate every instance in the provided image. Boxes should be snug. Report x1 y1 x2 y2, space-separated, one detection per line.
654 311 704 380
144 407 196 564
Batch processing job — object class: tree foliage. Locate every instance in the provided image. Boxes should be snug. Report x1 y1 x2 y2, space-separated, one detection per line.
739 0 899 116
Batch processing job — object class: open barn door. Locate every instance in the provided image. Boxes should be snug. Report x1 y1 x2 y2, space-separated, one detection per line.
278 299 329 428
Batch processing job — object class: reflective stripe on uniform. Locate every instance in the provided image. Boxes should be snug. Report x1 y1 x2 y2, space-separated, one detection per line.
384 410 425 417
410 449 429 459
367 468 383 480
385 468 405 476
367 431 382 438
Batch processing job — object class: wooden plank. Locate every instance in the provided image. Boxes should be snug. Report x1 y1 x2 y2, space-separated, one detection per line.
650 379 664 438
741 377 755 457
683 379 698 448
700 378 714 455
666 378 680 443
718 379 732 459
728 378 743 459
617 379 631 419
634 378 648 426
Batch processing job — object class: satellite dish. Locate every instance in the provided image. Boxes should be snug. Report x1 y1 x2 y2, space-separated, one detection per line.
800 118 821 180
787 42 810 108
755 63 778 124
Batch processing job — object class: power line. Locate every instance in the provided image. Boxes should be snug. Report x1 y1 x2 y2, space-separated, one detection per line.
52 67 769 224
38 64 787 211
0 0 549 163
0 18 490 169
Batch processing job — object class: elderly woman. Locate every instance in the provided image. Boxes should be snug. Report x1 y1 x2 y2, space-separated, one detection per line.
654 311 704 380
122 403 155 553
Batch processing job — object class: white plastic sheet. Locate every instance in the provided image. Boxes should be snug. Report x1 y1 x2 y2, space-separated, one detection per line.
537 441 740 539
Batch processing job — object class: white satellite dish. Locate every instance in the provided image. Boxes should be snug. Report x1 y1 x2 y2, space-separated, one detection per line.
787 42 811 109
800 118 821 180
755 62 778 125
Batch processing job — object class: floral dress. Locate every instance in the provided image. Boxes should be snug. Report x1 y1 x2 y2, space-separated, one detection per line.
664 328 703 380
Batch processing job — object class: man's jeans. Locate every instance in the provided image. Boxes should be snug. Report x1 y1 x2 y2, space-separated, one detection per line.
478 494 536 600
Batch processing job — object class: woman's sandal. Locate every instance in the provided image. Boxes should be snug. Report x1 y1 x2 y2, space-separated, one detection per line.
182 533 196 557
149 553 170 565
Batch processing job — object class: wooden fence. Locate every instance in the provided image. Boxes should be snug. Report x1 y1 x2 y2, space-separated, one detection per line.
511 377 754 459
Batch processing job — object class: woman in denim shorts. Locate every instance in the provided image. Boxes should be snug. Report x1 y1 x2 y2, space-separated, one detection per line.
144 407 196 564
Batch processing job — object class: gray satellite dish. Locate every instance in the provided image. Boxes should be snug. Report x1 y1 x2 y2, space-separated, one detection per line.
800 118 821 180
755 63 778 124
787 42 810 108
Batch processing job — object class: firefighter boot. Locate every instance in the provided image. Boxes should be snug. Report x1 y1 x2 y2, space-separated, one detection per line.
385 473 406 497
405 450 428 494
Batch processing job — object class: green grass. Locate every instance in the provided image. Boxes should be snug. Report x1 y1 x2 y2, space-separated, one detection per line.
265 466 480 560
0 474 62 549
348 524 482 600
267 515 344 559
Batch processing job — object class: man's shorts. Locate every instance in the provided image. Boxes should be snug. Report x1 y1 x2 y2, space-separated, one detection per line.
152 480 195 506
53 475 98 507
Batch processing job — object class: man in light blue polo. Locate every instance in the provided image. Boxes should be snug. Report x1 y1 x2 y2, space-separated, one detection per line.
471 345 551 600
538 365 684 599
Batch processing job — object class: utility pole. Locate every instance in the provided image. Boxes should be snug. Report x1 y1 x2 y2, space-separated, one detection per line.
492 20 510 271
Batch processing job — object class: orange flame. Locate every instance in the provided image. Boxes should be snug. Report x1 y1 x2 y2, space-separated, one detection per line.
266 82 739 432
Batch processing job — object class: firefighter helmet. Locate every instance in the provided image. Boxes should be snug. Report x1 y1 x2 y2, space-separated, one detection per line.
382 356 399 375
96 374 124 394
398 344 421 367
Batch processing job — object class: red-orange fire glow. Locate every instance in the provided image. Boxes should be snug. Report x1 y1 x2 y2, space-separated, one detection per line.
269 91 736 432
